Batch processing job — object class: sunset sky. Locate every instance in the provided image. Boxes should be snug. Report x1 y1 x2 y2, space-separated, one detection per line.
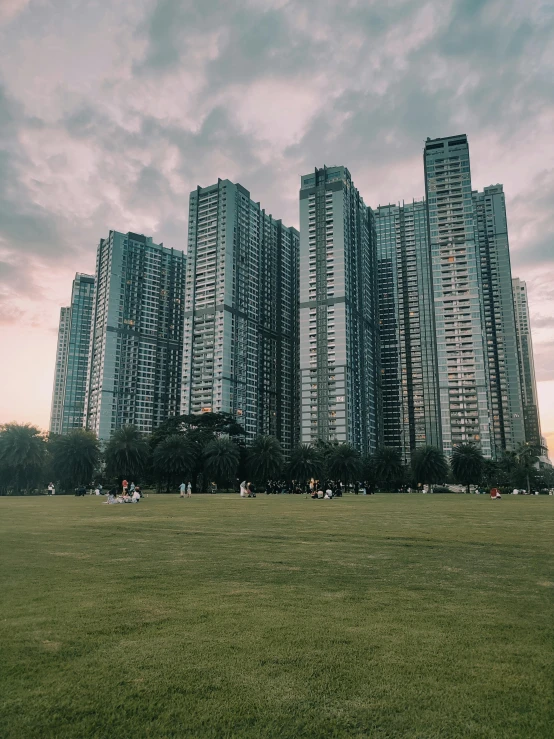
0 0 552 454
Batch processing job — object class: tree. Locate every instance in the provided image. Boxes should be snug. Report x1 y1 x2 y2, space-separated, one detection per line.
373 447 404 490
203 438 240 488
247 436 284 485
287 444 321 485
105 425 149 482
411 445 448 493
48 429 100 490
514 442 544 494
451 443 485 494
326 444 362 486
151 434 196 491
180 412 245 438
0 423 46 493
361 454 378 493
153 413 246 493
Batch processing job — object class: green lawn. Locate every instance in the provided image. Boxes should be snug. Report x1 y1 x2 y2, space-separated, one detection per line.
1 494 553 738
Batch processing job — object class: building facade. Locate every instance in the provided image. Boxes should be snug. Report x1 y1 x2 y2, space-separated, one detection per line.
473 185 525 454
424 135 493 458
49 274 95 435
299 166 380 454
49 306 71 435
182 180 299 454
85 231 186 441
375 201 441 461
512 278 542 447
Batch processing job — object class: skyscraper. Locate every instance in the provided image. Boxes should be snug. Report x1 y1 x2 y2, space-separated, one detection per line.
299 166 380 453
182 180 299 453
50 306 71 435
424 135 493 458
473 185 525 454
85 231 186 441
375 200 441 461
512 278 542 447
49 273 95 435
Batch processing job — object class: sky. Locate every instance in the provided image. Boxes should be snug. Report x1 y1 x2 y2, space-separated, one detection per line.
0 0 553 454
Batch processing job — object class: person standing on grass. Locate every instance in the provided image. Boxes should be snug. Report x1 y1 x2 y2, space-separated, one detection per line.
179 482 186 498
122 479 129 494
187 482 192 498
48 482 55 495
129 482 135 493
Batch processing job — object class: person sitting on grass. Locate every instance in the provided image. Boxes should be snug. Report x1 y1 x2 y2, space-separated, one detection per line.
490 486 502 500
131 489 140 503
105 489 118 504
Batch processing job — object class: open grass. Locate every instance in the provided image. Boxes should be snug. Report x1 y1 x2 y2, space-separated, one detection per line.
1 494 553 738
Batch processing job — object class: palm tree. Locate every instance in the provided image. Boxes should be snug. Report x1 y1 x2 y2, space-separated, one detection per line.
361 454 377 493
152 434 196 491
204 438 240 488
0 423 46 493
515 442 544 494
287 444 321 485
327 444 362 487
451 443 485 494
105 425 149 481
373 447 404 490
48 430 100 490
411 445 448 493
247 436 284 485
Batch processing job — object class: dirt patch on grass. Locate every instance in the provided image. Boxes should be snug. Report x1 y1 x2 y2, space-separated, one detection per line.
42 640 61 651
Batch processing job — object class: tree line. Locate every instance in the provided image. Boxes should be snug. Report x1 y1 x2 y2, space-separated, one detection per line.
0 413 551 495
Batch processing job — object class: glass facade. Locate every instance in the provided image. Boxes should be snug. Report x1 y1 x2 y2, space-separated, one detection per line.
49 274 95 435
375 201 441 462
424 135 493 458
512 278 542 447
182 180 299 454
473 186 525 454
299 166 380 454
85 231 186 440
49 306 71 435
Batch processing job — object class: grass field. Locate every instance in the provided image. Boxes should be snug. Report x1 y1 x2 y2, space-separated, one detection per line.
1 494 553 738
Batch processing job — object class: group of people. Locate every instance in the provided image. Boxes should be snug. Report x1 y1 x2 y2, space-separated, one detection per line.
179 482 192 498
262 480 352 496
308 479 346 498
104 479 142 504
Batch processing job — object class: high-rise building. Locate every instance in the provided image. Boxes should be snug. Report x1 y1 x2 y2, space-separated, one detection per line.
512 278 542 447
182 180 299 454
473 185 525 454
299 166 380 454
49 306 71 435
424 135 493 458
375 200 441 461
49 274 95 435
85 231 186 441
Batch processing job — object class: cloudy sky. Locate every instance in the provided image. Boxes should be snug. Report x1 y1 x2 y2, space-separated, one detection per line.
0 0 553 452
